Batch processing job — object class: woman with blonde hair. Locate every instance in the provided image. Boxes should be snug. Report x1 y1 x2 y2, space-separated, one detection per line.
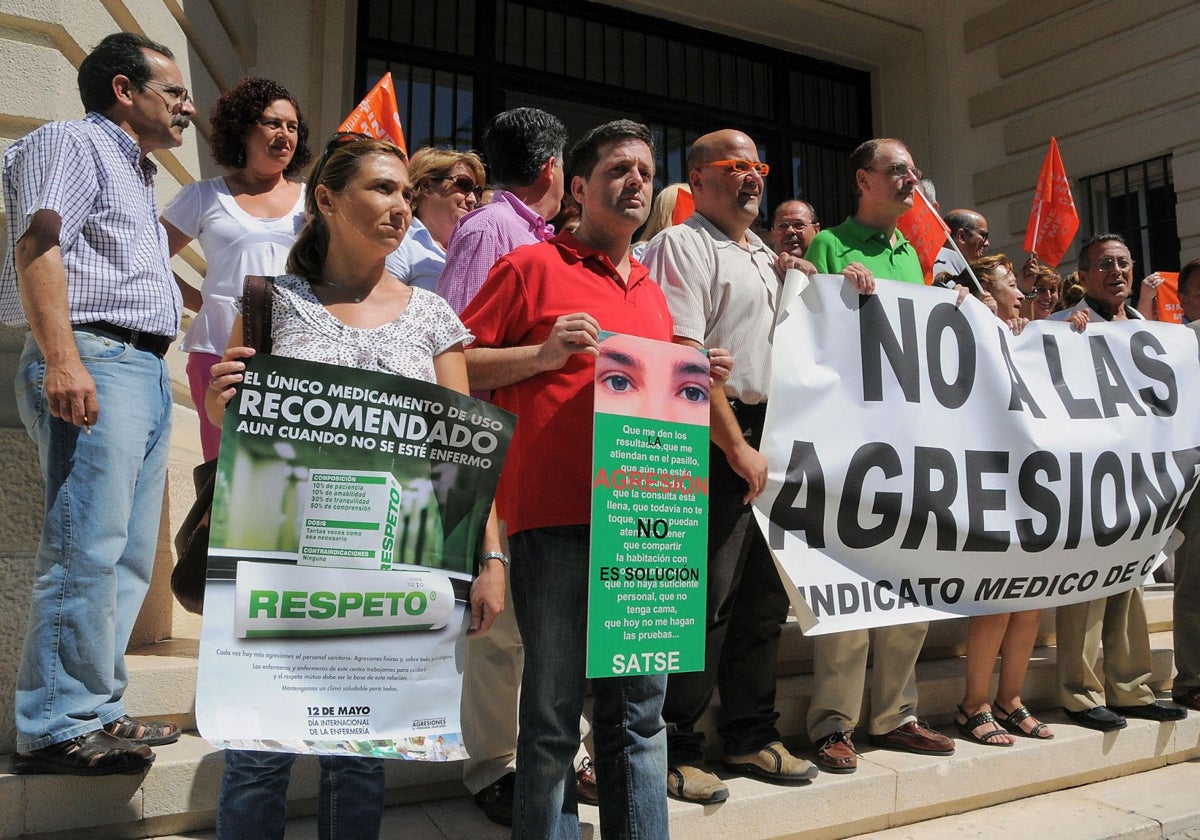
631 182 692 259
385 147 486 290
953 253 1053 746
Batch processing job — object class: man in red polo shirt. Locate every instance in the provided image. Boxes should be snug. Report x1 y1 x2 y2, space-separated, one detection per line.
462 119 728 839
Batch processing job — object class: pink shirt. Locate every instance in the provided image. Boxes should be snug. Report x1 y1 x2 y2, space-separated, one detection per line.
435 190 554 314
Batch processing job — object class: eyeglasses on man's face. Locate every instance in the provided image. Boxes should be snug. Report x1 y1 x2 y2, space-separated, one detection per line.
1092 256 1133 272
143 79 191 108
869 162 923 182
773 220 816 232
437 174 483 200
704 159 769 177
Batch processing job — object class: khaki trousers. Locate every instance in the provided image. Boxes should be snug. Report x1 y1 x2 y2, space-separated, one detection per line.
1173 495 1200 694
1056 589 1155 711
460 563 524 793
806 622 928 740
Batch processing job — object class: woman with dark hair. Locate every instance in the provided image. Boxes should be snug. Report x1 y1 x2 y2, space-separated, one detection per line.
207 134 505 839
162 77 312 459
385 147 485 291
953 254 1053 746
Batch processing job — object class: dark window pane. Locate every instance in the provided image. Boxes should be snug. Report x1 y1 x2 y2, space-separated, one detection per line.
526 7 545 71
626 31 645 92
458 0 476 55
546 11 565 75
565 17 585 77
367 0 389 39
646 36 666 98
585 21 604 83
454 76 473 148
503 3 523 64
604 25 623 87
434 0 457 52
702 50 719 108
720 54 737 112
411 0 434 49
667 40 685 101
685 45 702 104
389 0 412 44
433 70 455 146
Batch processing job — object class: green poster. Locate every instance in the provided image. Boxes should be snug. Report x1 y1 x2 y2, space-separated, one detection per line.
196 353 515 759
587 332 709 678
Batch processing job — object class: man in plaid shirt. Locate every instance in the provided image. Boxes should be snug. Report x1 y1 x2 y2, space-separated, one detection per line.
2 32 194 775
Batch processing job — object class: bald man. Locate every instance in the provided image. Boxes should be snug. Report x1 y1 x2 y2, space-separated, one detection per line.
643 129 816 804
771 199 820 258
931 208 989 281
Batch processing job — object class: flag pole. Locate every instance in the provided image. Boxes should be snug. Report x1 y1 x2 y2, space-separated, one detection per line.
945 236 984 297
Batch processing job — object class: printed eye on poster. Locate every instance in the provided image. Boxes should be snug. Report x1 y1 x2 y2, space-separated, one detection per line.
195 354 514 760
587 332 709 678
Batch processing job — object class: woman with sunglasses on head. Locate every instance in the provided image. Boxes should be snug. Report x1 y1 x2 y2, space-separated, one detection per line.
207 134 505 839
384 147 485 291
161 77 311 461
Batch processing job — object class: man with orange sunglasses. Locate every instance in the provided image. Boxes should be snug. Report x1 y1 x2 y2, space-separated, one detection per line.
643 129 818 804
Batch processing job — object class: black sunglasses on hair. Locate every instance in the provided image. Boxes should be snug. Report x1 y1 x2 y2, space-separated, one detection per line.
310 132 371 177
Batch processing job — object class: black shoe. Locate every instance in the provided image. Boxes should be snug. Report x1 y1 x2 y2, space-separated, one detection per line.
13 730 154 776
473 771 515 827
1064 706 1127 732
1111 701 1188 722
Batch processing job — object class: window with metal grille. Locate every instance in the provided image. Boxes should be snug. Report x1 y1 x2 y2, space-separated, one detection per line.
356 0 871 225
1079 156 1179 275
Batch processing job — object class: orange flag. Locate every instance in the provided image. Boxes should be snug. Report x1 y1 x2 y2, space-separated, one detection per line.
1155 271 1183 324
671 189 694 225
339 72 407 157
897 187 950 284
1023 137 1079 267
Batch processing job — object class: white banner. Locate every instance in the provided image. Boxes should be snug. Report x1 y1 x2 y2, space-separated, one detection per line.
755 275 1200 634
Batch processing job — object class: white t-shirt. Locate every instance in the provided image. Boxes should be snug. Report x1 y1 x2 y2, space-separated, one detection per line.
163 177 307 354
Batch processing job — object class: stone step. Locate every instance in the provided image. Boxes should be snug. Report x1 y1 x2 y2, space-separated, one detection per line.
140 710 1200 840
0 733 465 839
111 584 1178 730
852 758 1200 840
0 585 1181 839
689 630 1178 762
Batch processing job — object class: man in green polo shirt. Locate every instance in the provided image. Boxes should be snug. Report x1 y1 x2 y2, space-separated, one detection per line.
802 137 957 775
806 137 926 289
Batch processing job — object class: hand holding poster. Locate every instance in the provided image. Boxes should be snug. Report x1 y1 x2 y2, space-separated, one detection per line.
755 277 1200 634
588 333 709 678
197 354 514 759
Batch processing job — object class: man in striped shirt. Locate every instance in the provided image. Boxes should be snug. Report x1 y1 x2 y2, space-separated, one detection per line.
2 32 194 775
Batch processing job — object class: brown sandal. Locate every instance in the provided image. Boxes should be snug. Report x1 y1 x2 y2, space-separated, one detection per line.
103 715 182 746
994 703 1054 739
13 729 154 775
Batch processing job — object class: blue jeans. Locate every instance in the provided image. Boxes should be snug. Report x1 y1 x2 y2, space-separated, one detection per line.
217 749 385 840
509 525 668 840
14 330 172 750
